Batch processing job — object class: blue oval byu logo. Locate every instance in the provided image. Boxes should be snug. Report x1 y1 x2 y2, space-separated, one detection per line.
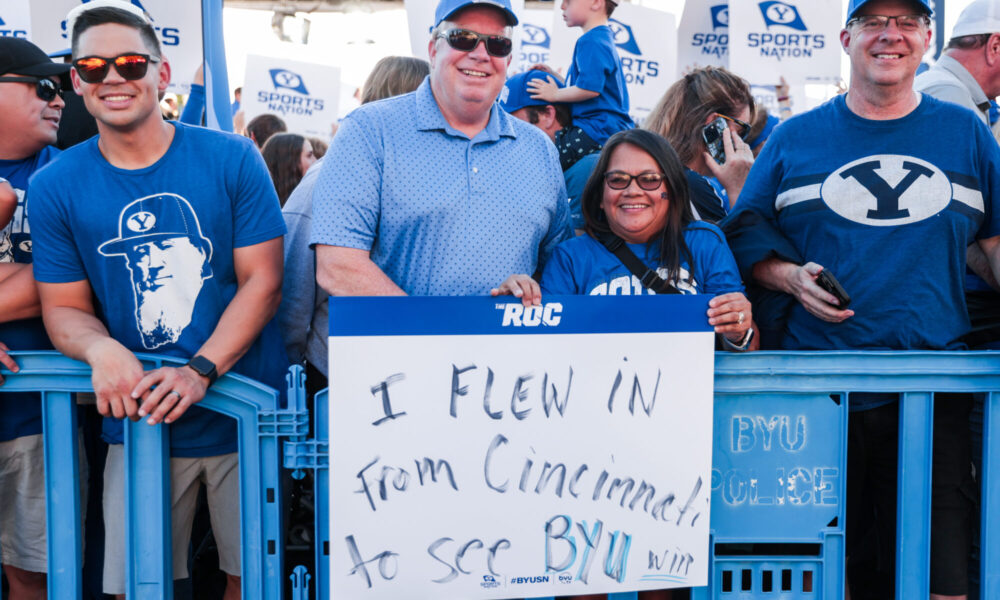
608 19 641 55
126 211 157 233
820 155 952 226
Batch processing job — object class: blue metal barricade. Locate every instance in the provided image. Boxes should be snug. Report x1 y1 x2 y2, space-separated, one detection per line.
0 351 308 600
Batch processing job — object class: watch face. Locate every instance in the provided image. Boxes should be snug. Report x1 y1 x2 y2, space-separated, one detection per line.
189 356 217 377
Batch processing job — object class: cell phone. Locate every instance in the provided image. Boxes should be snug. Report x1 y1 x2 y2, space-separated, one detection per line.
816 269 851 309
702 117 728 165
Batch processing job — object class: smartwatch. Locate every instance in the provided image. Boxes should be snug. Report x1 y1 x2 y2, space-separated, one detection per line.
186 355 219 385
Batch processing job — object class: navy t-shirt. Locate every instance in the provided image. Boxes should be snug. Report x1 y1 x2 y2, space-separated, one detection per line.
733 93 1000 353
541 221 744 296
0 147 59 442
566 25 634 145
29 123 289 457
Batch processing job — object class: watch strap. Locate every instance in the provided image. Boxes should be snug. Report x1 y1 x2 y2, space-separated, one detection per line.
186 355 218 385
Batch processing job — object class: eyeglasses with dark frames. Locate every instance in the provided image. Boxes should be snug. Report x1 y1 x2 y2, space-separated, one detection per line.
72 53 160 84
714 113 752 141
0 76 63 102
604 171 667 191
847 14 930 32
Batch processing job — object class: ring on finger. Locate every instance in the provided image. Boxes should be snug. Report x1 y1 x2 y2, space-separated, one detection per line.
168 390 182 400
737 311 745 325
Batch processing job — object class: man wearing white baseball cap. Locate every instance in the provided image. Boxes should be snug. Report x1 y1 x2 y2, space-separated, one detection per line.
915 0 1000 140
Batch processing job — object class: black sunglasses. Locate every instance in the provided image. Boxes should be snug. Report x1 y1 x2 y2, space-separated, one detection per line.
714 113 752 141
0 76 63 102
437 28 513 58
72 53 159 84
604 171 666 191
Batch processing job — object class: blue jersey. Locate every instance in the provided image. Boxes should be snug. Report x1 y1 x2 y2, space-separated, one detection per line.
566 25 634 145
733 93 1000 352
0 147 59 442
29 123 288 457
541 221 744 296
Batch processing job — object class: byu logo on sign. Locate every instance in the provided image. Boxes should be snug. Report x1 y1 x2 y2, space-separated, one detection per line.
608 19 641 55
710 5 729 29
126 211 156 233
498 303 563 327
522 23 551 48
270 69 310 95
820 155 953 226
758 1 808 31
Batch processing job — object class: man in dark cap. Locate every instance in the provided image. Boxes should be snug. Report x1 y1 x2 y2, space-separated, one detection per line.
0 36 70 598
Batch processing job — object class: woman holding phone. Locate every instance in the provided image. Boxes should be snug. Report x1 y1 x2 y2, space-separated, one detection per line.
644 67 757 219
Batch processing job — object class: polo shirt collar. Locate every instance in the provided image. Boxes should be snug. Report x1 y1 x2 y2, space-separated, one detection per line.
935 54 990 111
414 77 518 141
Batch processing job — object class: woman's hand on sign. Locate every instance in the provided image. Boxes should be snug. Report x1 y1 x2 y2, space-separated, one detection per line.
707 292 753 341
491 274 542 307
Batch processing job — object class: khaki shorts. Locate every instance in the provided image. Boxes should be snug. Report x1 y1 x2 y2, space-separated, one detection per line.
0 433 86 573
102 446 241 594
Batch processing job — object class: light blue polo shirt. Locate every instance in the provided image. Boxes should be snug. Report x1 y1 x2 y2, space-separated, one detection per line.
310 77 572 295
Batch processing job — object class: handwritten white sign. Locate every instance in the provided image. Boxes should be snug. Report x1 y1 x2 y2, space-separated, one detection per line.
728 0 842 85
27 0 203 94
329 296 715 598
242 54 340 139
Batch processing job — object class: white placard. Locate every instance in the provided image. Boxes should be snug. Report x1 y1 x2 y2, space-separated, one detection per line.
517 8 555 71
553 5 676 124
729 0 843 85
329 296 715 598
677 0 729 71
405 0 525 66
27 0 203 94
241 55 340 139
0 0 32 40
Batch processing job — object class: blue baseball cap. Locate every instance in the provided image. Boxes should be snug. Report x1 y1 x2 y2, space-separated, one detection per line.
499 71 561 114
434 0 519 27
846 0 932 23
98 194 213 258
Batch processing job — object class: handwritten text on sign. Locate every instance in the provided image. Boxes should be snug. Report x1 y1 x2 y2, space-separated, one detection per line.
329 296 715 597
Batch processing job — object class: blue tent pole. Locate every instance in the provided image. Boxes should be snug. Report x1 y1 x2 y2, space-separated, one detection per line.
202 0 234 132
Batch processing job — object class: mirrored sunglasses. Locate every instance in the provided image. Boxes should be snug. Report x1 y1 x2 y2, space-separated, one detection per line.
72 53 159 84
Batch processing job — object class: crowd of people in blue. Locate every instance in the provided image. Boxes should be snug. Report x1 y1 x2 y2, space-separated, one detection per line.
1 0 1000 597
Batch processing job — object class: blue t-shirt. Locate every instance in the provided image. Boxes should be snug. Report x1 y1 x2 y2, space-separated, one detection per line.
310 78 572 295
29 123 289 457
566 25 634 145
541 221 744 296
0 147 59 442
733 93 1000 354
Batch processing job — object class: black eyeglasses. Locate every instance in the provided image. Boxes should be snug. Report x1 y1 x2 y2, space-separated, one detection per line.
72 53 159 84
0 76 63 102
714 113 752 141
604 171 666 191
436 28 513 58
847 14 930 32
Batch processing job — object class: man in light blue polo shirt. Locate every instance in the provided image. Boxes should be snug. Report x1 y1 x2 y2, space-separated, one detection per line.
310 0 572 297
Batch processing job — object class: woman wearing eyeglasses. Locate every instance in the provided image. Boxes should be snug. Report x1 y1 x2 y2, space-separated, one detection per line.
644 66 757 221
494 129 754 354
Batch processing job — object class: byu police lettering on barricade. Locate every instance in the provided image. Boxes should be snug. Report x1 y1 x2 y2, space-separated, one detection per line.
329 295 716 597
518 9 553 71
27 0 202 93
729 0 841 84
678 0 728 71
0 0 31 39
241 55 340 138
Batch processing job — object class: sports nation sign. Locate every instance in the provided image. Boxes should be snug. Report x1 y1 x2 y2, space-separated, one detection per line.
242 55 340 138
729 0 841 84
28 0 203 94
677 0 729 71
328 296 715 598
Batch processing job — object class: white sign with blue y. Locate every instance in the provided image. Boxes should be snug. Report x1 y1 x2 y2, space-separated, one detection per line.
677 0 729 71
0 0 31 40
729 0 842 84
517 8 554 71
241 54 340 138
328 295 715 598
27 0 203 94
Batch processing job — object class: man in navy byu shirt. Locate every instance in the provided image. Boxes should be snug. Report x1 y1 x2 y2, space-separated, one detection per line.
729 0 1000 597
0 36 69 600
28 3 286 596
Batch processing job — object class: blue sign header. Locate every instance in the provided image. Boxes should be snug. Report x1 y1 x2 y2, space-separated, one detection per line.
329 295 712 337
